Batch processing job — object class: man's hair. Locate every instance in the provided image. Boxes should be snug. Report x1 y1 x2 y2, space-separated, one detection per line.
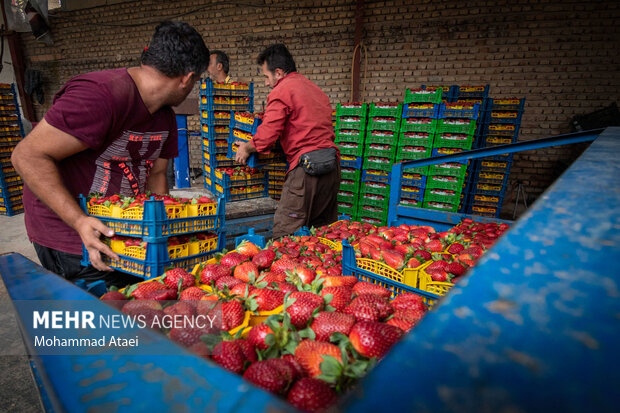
141 21 209 77
212 50 230 75
257 44 296 74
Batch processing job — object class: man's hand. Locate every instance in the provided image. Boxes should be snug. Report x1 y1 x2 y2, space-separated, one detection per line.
74 215 119 271
235 141 257 165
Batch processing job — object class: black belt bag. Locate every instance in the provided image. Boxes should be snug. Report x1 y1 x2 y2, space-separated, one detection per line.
299 148 338 176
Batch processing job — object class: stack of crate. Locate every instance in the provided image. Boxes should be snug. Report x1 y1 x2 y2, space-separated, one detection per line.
422 102 480 212
335 103 367 219
0 84 24 216
466 97 525 217
266 165 286 201
199 78 253 190
358 102 402 226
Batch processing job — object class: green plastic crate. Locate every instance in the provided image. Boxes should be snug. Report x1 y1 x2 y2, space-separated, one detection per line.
404 88 443 104
365 130 398 145
338 142 365 157
400 118 438 133
424 188 461 205
336 102 368 117
335 129 365 143
364 144 397 159
339 178 360 193
400 198 423 208
363 157 394 172
426 174 466 191
398 131 435 148
368 103 402 118
367 117 401 132
359 190 389 208
429 162 468 178
337 190 358 204
336 116 367 131
363 182 391 197
337 201 358 219
433 133 474 150
396 146 432 162
357 206 389 224
436 118 476 135
423 200 459 212
341 168 362 182
358 214 386 227
403 165 429 176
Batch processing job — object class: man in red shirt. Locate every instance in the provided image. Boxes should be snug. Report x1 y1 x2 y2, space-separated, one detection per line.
235 44 340 238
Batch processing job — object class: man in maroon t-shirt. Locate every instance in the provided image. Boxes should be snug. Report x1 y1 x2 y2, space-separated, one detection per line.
11 21 209 286
235 44 340 238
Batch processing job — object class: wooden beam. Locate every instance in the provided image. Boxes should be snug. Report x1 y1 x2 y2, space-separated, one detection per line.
352 0 364 102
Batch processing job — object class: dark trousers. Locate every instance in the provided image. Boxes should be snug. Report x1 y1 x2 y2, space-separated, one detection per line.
33 243 143 289
272 165 340 239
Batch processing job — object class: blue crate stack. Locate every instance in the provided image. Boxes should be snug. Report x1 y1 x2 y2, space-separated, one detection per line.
199 78 253 190
0 84 25 216
467 96 525 218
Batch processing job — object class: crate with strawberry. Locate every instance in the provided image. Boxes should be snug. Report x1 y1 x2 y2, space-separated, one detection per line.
367 116 401 132
335 128 365 144
336 102 368 117
365 130 396 145
400 117 438 133
368 102 402 118
335 116 366 131
398 130 435 147
402 103 440 119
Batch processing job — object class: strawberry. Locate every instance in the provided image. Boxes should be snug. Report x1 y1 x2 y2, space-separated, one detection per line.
286 292 324 328
163 268 194 290
386 317 415 332
310 311 356 341
446 262 466 277
349 321 404 358
391 293 426 312
169 325 206 347
425 260 449 273
235 339 257 363
320 286 353 312
271 257 299 274
425 239 444 252
229 282 255 297
290 265 317 285
142 288 178 301
352 282 391 299
252 249 276 269
233 261 259 282
462 245 484 259
259 271 287 283
188 341 210 359
358 240 373 257
382 250 405 270
413 249 432 262
212 340 245 374
236 240 260 258
294 339 342 377
267 281 297 294
253 288 285 311
247 323 274 350
243 360 288 394
406 257 422 268
220 251 248 268
215 276 243 290
431 271 448 282
179 286 207 301
200 263 231 284
287 378 338 413
351 294 393 319
163 301 196 318
447 242 465 254
343 302 380 322
222 300 245 330
100 291 127 310
369 247 382 261
393 308 426 325
265 358 299 384
130 281 168 300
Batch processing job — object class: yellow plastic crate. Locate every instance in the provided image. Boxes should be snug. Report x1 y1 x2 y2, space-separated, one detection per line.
188 237 218 256
354 258 428 290
187 202 217 217
317 237 341 252
417 266 454 296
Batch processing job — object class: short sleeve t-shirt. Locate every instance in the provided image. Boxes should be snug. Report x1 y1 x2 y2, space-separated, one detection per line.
23 68 179 254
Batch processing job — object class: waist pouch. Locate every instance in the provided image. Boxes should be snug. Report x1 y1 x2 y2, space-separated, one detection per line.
299 148 338 176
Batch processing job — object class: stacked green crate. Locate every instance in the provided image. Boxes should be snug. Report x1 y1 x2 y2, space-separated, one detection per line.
335 103 367 219
357 102 401 226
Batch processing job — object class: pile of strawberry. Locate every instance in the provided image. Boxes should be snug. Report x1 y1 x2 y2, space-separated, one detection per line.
88 192 214 208
268 235 343 277
217 165 261 178
312 219 377 245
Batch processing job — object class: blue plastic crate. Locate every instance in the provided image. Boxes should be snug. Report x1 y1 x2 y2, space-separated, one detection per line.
484 111 524 125
341 156 363 169
213 183 268 202
479 123 521 138
361 169 391 185
230 114 262 134
400 187 425 202
454 85 490 100
200 111 232 127
421 84 456 100
484 97 526 112
213 170 267 189
402 174 427 188
439 103 480 120
431 148 469 165
402 104 440 119
200 78 254 98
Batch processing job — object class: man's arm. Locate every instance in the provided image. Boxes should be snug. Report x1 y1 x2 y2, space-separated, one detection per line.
146 157 170 194
11 119 119 271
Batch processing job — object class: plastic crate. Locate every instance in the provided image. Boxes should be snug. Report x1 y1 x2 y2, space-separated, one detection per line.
231 112 262 133
213 169 267 189
338 142 365 157
485 111 523 125
358 194 389 209
362 157 394 171
427 174 466 191
337 202 357 219
400 198 423 208
364 143 397 159
423 200 459 212
481 123 520 138
341 168 362 182
362 182 391 197
358 215 385 227
367 117 400 132
227 141 286 168
396 146 432 162
421 85 455 100
398 131 434 148
365 130 397 145
404 88 443 104
213 181 268 202
361 169 391 185
417 265 455 296
340 156 363 169
0 203 23 216
454 85 490 100
0 183 22 198
368 103 402 118
402 164 429 176
341 241 440 303
433 133 474 150
402 104 439 119
400 185 425 202
484 98 526 112
357 205 389 223
399 118 438 133
436 118 476 135
82 196 222 238
336 116 366 131
337 190 358 204
471 181 506 195
402 173 427 188
335 129 365 144
439 103 480 120
339 178 360 193
424 188 461 205
200 78 253 96
479 135 516 148
336 102 368 117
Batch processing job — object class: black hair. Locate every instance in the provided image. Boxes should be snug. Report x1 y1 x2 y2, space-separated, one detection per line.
141 21 209 77
211 50 230 75
256 44 296 74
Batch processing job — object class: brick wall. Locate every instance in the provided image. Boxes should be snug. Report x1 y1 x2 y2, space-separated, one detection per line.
18 0 620 208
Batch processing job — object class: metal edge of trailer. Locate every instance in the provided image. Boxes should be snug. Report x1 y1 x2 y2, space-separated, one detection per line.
341 127 620 412
0 254 295 413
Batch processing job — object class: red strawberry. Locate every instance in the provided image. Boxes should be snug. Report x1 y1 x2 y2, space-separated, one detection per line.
413 249 432 262
391 293 426 312
406 257 422 268
351 294 393 319
286 292 324 328
100 291 127 310
247 323 274 350
287 378 338 413
382 250 405 270
431 271 448 282
200 263 231 284
188 341 210 359
426 260 449 273
252 249 276 269
220 251 248 268
130 281 168 299
462 245 484 259
271 257 299 274
212 341 245 374
179 286 207 301
294 339 342 377
349 321 404 358
253 288 285 311
320 286 353 311
310 311 356 341
233 261 259 283
163 301 196 318
369 247 382 261
229 282 255 297
282 354 306 378
343 302 380 322
393 308 426 325
215 276 243 290
234 339 257 363
425 239 444 252
267 281 297 295
163 268 194 290
447 242 465 254
352 282 391 299
222 300 245 330
243 360 288 394
236 240 260 258
259 271 287 283
446 262 466 277
387 316 416 332
142 288 177 301
291 265 317 285
169 325 206 347
265 358 299 384
321 275 358 288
